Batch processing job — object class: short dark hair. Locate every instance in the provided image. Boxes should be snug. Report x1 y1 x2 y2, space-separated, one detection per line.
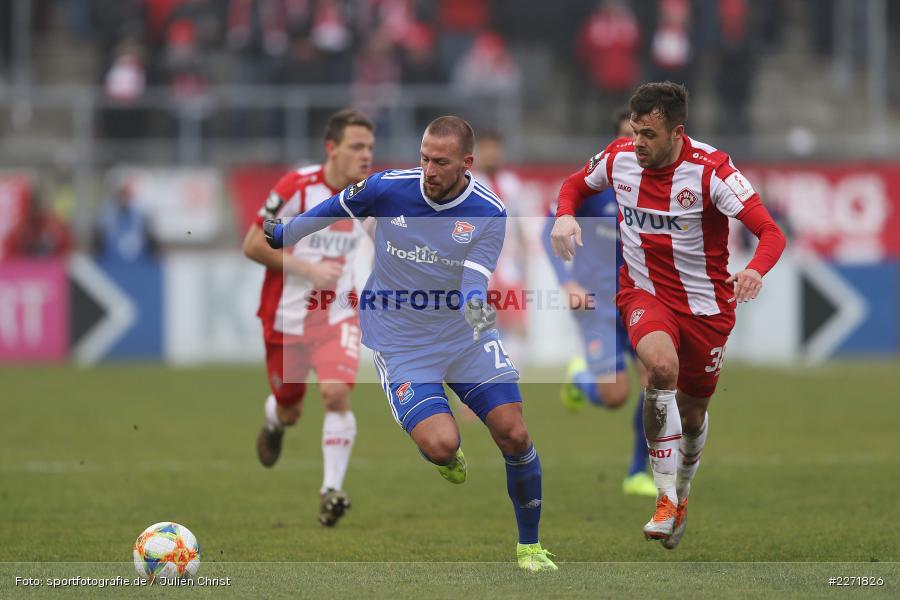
612 106 631 136
628 82 689 129
425 116 475 155
324 109 374 144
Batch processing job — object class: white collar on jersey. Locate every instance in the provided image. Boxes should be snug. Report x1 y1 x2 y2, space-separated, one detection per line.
419 171 476 212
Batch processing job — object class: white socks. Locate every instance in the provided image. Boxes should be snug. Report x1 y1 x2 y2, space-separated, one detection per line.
677 412 708 500
321 411 357 494
265 395 357 493
264 394 283 431
643 388 682 504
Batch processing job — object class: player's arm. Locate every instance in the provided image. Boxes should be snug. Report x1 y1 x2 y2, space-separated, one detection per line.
728 203 786 302
360 216 377 239
242 225 342 288
711 163 787 303
265 174 381 249
541 209 574 285
245 177 344 286
462 214 506 339
541 211 591 310
550 147 613 261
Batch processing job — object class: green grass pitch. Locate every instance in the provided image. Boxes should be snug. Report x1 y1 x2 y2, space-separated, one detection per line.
1 361 898 598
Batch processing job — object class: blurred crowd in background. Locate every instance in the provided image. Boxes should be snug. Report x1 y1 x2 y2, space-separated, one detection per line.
0 0 897 259
3 0 898 140
1 1 898 366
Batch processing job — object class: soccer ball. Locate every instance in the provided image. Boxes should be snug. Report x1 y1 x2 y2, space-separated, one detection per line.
133 522 200 582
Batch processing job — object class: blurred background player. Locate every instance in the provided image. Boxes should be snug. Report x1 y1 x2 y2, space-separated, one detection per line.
3 192 73 259
265 116 557 572
473 131 529 362
93 177 158 265
242 108 375 527
551 82 785 549
541 107 655 498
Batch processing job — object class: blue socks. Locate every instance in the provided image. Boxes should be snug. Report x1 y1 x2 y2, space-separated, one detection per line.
574 369 648 477
504 445 542 544
628 390 649 476
573 369 603 406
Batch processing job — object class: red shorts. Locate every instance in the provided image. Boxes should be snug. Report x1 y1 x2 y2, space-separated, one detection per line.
616 287 735 398
264 318 361 406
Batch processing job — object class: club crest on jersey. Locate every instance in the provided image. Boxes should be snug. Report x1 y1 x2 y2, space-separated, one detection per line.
346 178 367 199
676 188 698 209
629 309 645 327
396 381 415 405
452 221 476 244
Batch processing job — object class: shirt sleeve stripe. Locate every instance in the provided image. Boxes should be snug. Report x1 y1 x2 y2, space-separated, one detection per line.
472 189 504 213
473 183 506 211
338 191 357 218
463 260 492 279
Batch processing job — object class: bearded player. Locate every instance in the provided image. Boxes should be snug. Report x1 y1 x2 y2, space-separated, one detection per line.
264 116 557 572
551 82 786 548
242 109 374 526
542 108 655 497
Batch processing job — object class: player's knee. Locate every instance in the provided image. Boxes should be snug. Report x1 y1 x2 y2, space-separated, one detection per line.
599 382 629 409
682 420 703 437
419 434 459 466
605 391 628 409
681 410 705 436
495 422 531 456
319 384 350 412
646 359 679 389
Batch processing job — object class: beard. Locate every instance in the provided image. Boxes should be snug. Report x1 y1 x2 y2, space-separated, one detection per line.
423 173 462 201
638 146 669 169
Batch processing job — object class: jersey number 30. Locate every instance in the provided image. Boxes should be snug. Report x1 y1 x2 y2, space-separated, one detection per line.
704 346 726 375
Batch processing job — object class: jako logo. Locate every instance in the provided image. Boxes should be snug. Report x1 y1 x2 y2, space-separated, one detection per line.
622 206 684 231
617 183 632 193
629 309 645 326
396 382 415 404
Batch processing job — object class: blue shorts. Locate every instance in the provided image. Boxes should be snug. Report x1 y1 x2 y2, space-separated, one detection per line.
372 329 521 432
573 309 632 376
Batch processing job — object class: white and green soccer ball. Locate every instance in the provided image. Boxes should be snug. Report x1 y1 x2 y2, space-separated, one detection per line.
133 522 200 582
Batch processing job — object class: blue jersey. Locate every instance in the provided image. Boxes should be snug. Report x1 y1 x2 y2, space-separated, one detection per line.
542 188 621 302
281 167 507 352
542 189 630 374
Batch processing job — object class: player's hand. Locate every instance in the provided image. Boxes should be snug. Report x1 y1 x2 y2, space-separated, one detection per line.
464 297 497 341
303 261 343 289
550 215 582 261
263 219 284 249
726 268 763 303
562 281 593 310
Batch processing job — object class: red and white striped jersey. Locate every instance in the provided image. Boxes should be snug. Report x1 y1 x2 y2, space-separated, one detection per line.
255 164 364 340
583 135 760 316
475 169 528 287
